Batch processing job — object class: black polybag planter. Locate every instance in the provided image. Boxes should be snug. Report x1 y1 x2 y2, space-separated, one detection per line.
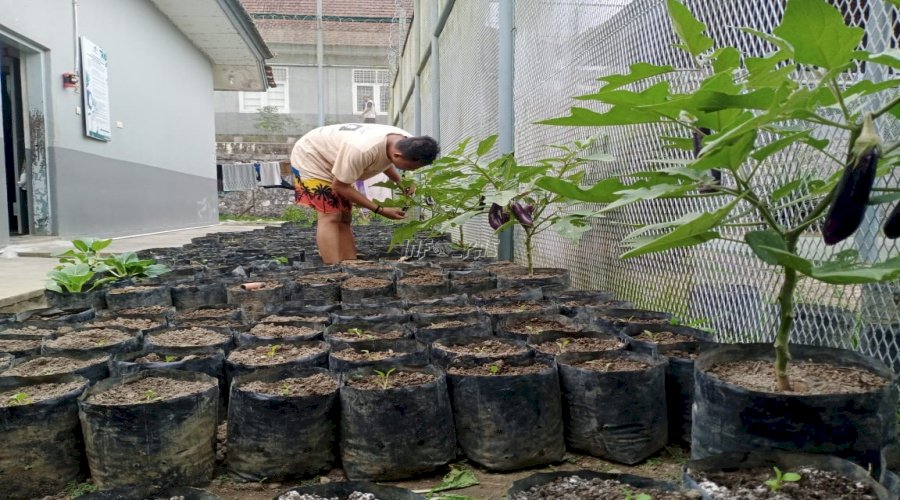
110 348 227 420
18 306 96 326
657 342 712 445
42 328 142 356
622 323 714 356
171 281 227 310
105 285 173 310
236 323 323 347
227 367 339 481
81 486 222 500
528 330 627 362
340 277 395 304
414 316 493 345
0 374 89 500
396 274 449 300
45 288 107 310
506 470 682 499
431 336 532 369
448 270 496 295
0 353 11 371
557 350 668 464
2 352 110 382
580 307 673 330
328 339 430 373
692 343 897 470
225 340 330 384
339 365 456 480
447 360 565 470
494 267 570 291
683 451 891 500
275 481 424 500
329 306 409 325
78 369 218 490
0 334 43 357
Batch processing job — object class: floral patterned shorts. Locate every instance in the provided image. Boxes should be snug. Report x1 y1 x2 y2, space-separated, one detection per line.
294 176 353 214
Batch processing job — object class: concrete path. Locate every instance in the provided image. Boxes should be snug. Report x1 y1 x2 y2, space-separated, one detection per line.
0 223 270 311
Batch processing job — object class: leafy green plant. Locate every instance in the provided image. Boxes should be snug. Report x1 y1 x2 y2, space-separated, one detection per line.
7 392 33 406
413 466 480 497
283 205 316 227
374 367 396 390
164 355 177 363
266 344 282 358
765 466 801 491
488 364 501 375
539 0 900 390
622 489 653 500
144 389 156 401
100 251 170 280
556 338 572 353
255 105 296 134
45 263 108 293
53 237 111 269
64 480 98 498
280 384 291 397
274 256 289 265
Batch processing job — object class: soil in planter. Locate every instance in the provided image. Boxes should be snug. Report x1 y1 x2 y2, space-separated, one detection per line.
0 338 42 355
708 360 888 395
398 273 445 285
483 302 550 316
294 272 347 285
342 276 393 290
0 380 84 406
241 373 338 398
2 354 109 377
248 324 320 339
574 357 650 372
105 306 174 317
331 347 411 363
175 306 242 321
179 319 244 330
227 344 327 367
503 317 582 336
89 317 165 332
328 326 409 343
149 328 231 348
260 314 329 325
472 287 543 304
691 466 878 499
45 329 133 351
630 329 699 345
533 336 626 356
84 376 209 405
0 326 57 337
343 370 435 390
510 475 691 500
437 339 529 358
447 360 546 377
133 352 205 363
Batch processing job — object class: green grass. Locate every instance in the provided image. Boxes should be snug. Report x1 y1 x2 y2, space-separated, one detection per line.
64 481 97 498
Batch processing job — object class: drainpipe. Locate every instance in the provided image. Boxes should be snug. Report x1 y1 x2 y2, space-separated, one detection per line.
497 0 515 261
430 0 441 141
316 0 324 126
72 0 81 92
413 0 422 135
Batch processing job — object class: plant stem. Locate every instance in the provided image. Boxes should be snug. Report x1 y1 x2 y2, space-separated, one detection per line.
775 234 799 391
873 95 900 119
829 78 853 124
525 230 534 276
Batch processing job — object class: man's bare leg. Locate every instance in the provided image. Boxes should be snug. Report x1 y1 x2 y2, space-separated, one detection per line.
316 211 343 264
338 210 357 261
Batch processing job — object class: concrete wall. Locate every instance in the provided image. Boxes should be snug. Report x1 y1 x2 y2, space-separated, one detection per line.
0 0 220 238
215 44 391 138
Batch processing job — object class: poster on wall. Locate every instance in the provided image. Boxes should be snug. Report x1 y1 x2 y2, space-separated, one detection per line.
80 37 111 142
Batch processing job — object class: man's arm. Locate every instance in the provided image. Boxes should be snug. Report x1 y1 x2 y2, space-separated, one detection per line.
384 166 402 184
332 179 406 220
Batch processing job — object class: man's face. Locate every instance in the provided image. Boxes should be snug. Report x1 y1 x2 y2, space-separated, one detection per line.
393 157 426 171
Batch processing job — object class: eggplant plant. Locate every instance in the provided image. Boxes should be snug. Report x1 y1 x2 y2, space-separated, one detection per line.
539 0 900 390
46 239 170 294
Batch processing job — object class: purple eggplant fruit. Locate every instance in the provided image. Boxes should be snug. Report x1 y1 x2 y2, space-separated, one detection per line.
884 203 899 239
488 203 507 230
822 116 880 246
510 201 534 227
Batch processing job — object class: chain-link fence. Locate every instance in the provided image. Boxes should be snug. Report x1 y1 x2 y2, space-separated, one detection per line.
392 0 900 374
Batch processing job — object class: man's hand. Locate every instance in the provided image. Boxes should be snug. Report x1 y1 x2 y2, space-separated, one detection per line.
402 181 416 197
379 207 407 220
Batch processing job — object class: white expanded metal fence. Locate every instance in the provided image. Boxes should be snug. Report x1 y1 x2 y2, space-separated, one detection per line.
392 0 900 375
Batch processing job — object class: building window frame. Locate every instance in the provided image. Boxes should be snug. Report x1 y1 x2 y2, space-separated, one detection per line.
239 66 290 113
352 68 391 115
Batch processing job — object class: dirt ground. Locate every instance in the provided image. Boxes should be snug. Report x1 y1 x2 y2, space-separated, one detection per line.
204 445 689 500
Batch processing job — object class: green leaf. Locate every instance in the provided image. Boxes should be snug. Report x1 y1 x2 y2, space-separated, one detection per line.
854 48 900 70
596 62 674 91
476 135 498 157
745 229 787 266
483 190 519 206
869 191 900 205
449 137 471 157
744 51 794 89
666 0 714 57
579 152 616 162
576 82 671 105
773 0 864 70
693 130 757 172
751 130 829 163
711 47 741 73
538 106 662 127
619 199 739 259
758 247 900 284
782 472 802 482
552 215 594 244
535 176 627 203
417 467 479 494
601 182 696 213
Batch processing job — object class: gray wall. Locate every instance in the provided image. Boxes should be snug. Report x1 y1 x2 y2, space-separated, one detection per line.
0 0 220 238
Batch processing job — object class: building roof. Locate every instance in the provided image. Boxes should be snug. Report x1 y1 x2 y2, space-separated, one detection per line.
150 0 273 91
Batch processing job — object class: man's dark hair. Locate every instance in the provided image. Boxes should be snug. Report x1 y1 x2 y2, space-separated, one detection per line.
396 136 440 165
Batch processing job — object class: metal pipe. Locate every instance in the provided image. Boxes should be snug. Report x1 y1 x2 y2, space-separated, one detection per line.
497 0 515 261
431 0 441 141
316 0 324 126
72 0 81 89
413 0 422 135
434 0 456 37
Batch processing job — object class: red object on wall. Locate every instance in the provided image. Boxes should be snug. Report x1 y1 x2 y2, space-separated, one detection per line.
62 72 79 89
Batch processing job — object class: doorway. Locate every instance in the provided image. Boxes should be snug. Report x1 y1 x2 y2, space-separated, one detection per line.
1 46 28 235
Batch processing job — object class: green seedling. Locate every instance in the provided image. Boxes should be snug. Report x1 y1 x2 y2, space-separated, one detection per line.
556 338 572 353
374 368 396 390
488 364 501 375
765 466 801 491
274 256 289 265
64 480 98 498
144 389 156 401
524 325 538 333
280 384 291 397
164 355 177 363
622 488 653 500
641 330 661 343
7 392 33 406
347 327 365 337
267 344 282 358
95 337 108 347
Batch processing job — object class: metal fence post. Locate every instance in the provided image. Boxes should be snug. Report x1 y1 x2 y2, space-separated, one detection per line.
497 0 515 261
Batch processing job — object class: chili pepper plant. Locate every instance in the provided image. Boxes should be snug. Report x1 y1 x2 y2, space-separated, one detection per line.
539 0 900 390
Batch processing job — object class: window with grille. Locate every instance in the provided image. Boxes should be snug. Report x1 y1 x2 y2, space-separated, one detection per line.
239 66 289 113
353 69 391 115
